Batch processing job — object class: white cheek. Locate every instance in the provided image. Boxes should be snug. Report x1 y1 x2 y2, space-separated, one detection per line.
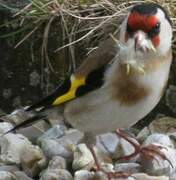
156 9 172 55
157 22 172 55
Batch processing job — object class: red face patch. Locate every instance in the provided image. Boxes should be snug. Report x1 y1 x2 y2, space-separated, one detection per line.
128 12 158 32
126 12 160 47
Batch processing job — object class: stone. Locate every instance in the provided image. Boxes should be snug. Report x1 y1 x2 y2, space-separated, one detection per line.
114 163 141 174
0 165 19 172
169 171 176 180
133 173 169 180
40 138 72 160
40 169 73 180
136 127 150 143
142 133 174 148
13 171 33 180
74 170 94 180
47 156 67 170
89 171 108 180
137 117 176 144
20 145 47 177
95 147 113 165
0 133 32 164
16 122 50 143
37 125 67 145
39 155 70 180
96 132 120 156
75 171 109 180
101 163 114 173
72 144 95 171
0 171 17 180
29 70 40 87
0 127 46 176
152 117 176 134
143 117 176 135
40 129 84 161
0 122 13 134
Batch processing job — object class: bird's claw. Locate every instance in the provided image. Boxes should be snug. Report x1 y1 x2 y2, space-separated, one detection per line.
140 144 173 168
115 129 173 169
89 145 134 180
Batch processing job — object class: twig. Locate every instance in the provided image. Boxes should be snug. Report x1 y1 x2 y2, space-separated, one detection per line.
14 23 40 48
13 3 32 17
54 5 131 52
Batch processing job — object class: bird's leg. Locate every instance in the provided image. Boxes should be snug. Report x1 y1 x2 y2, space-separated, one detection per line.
115 129 140 161
115 129 173 167
84 133 102 171
85 133 132 179
89 145 132 180
89 146 101 171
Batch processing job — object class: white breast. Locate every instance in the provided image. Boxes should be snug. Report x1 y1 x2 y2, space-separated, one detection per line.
64 58 171 135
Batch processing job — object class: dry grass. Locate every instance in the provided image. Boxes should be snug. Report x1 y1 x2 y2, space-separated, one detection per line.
9 0 176 54
1 0 176 92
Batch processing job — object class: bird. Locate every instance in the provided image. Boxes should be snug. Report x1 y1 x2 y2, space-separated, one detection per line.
3 2 173 178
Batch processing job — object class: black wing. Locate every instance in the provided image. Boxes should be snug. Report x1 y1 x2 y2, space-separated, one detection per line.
26 65 106 112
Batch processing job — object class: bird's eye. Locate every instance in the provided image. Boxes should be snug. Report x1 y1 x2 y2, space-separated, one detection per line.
148 23 160 38
155 23 160 29
153 23 160 32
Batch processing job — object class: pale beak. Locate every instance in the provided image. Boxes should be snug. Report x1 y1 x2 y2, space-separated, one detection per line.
134 31 156 53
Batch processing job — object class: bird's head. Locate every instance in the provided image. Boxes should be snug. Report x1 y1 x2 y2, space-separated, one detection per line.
119 3 172 57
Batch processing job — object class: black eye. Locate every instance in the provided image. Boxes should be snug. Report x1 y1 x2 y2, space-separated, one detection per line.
148 23 160 38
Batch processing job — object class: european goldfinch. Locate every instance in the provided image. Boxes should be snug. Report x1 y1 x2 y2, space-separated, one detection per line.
4 3 173 175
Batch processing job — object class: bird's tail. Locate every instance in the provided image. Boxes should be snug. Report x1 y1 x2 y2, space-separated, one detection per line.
2 113 46 136
25 77 71 112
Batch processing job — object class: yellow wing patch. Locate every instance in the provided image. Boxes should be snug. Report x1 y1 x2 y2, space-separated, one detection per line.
52 75 86 106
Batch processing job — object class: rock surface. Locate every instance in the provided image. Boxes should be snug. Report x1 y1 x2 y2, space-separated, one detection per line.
47 156 67 170
114 163 141 174
0 122 13 134
40 169 73 180
20 144 47 177
0 133 32 164
72 143 95 171
0 115 176 179
0 171 17 180
133 173 169 180
13 171 33 180
39 128 84 161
